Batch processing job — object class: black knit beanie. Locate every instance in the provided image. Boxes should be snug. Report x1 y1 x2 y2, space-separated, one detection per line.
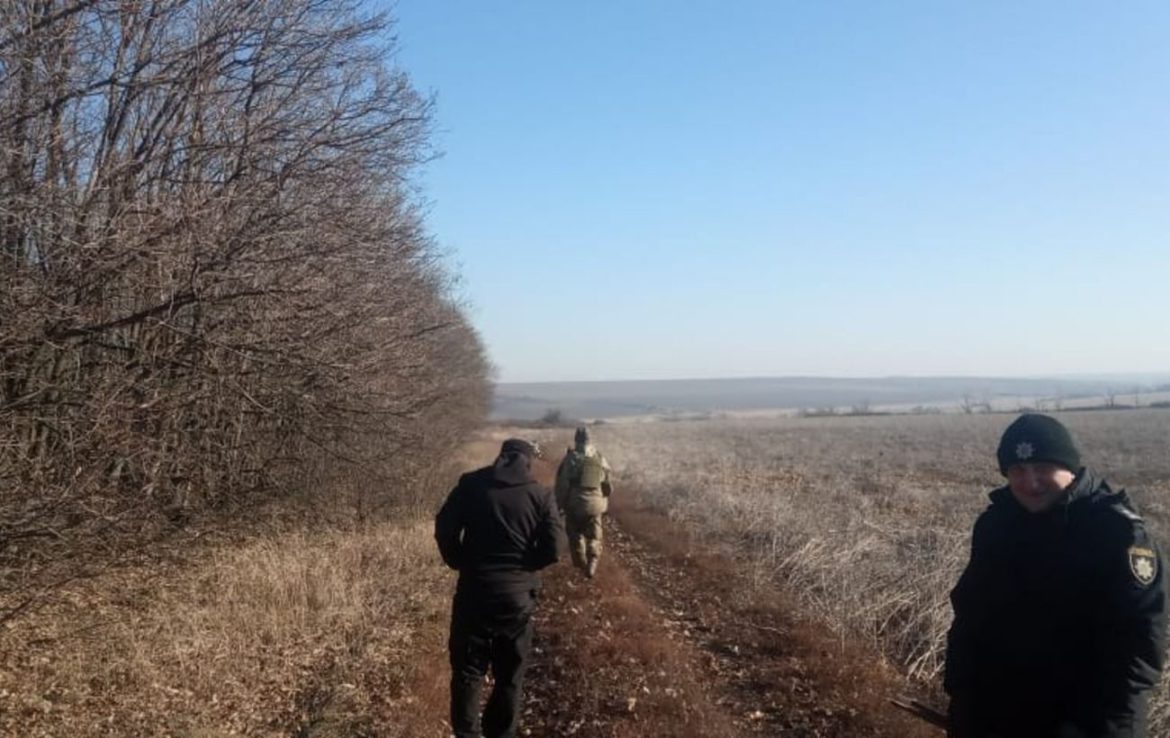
996 414 1081 476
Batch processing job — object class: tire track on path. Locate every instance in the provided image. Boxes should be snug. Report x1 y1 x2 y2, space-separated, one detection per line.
519 490 938 737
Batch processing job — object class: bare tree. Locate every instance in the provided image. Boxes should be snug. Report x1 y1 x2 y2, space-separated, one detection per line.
1 0 489 609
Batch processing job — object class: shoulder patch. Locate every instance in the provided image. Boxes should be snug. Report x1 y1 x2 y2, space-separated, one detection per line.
1128 546 1158 587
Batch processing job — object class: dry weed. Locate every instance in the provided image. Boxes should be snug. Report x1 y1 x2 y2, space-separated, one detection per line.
0 522 450 737
539 410 1170 730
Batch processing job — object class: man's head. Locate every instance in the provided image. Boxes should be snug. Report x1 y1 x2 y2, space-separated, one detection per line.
492 438 542 482
574 426 589 451
996 414 1081 513
499 438 542 460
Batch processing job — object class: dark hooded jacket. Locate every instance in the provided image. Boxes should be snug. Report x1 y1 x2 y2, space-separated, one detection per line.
944 468 1167 738
434 451 561 611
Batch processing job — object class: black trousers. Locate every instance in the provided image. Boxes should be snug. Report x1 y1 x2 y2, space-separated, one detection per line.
448 594 534 738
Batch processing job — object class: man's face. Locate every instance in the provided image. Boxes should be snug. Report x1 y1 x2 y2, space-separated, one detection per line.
1007 462 1076 513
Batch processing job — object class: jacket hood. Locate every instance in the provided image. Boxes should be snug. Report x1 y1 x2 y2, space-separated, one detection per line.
492 451 536 486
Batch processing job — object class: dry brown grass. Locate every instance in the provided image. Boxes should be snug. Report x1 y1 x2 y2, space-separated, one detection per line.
535 409 1170 731
7 414 1166 736
0 432 581 738
0 521 451 737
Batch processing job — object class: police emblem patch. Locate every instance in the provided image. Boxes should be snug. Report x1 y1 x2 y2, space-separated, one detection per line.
1128 546 1158 587
1015 441 1034 461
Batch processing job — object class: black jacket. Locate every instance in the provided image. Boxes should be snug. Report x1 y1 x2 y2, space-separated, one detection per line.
434 451 561 610
944 468 1167 738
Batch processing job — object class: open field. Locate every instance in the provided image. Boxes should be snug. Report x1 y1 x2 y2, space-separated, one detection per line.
539 409 1170 729
5 414 1168 735
0 426 943 737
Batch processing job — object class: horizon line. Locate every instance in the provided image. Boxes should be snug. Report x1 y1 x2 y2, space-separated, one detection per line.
496 372 1170 387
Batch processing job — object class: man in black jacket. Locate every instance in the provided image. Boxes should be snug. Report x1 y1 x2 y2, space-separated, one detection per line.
435 438 561 738
945 414 1167 738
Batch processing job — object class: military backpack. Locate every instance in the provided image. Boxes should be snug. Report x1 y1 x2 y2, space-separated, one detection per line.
570 452 605 490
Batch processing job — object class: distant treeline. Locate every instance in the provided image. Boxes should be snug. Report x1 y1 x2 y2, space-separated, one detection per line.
1 2 489 583
495 376 1170 421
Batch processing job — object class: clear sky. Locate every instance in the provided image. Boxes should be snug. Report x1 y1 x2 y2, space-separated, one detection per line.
385 1 1170 383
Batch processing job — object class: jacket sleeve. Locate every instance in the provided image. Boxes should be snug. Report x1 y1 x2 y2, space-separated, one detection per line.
1095 519 1166 736
600 453 614 498
945 512 996 734
554 455 571 511
434 479 466 571
527 487 562 571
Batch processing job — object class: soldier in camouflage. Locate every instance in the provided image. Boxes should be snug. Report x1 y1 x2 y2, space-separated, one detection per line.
555 426 614 579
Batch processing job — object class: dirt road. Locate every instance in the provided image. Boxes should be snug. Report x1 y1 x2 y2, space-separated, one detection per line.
510 493 939 738
403 449 941 737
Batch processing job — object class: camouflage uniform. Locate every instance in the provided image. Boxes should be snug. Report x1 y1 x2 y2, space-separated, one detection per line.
555 427 613 578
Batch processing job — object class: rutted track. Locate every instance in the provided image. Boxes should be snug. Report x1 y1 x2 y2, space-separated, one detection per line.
514 489 938 737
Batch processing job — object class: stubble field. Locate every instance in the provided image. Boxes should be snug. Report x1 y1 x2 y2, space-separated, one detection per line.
5 413 1168 736
564 409 1170 729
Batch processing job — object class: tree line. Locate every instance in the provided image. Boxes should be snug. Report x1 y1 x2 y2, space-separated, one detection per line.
1 0 490 601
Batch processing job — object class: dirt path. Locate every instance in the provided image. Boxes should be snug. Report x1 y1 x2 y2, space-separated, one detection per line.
507 491 940 738
390 444 943 738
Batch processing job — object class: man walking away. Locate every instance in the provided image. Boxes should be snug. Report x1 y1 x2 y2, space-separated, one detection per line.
556 426 614 579
435 438 561 738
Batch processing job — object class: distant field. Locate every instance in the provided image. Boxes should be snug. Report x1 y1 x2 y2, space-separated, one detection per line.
535 409 1170 729
495 375 1170 421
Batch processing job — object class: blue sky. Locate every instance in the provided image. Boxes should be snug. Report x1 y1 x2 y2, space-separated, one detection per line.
384 1 1170 383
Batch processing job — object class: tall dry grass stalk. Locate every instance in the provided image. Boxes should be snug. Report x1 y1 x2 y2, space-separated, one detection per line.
550 410 1170 729
0 521 450 737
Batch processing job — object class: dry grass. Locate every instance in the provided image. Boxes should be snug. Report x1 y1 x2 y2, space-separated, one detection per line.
537 409 1170 729
0 521 451 737
6 414 1167 736
0 432 559 738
